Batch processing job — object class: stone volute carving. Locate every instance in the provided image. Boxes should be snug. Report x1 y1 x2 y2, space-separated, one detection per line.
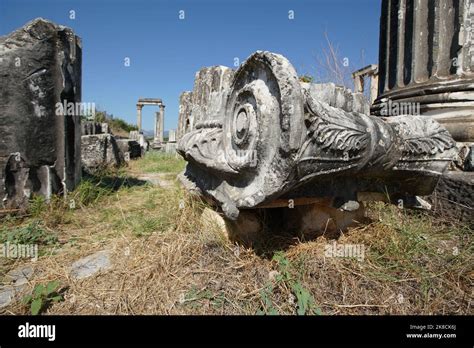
177 51 457 220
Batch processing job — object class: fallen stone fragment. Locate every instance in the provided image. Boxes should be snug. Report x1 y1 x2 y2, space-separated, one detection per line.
177 51 457 221
81 134 124 173
70 250 112 280
0 286 15 308
0 265 35 308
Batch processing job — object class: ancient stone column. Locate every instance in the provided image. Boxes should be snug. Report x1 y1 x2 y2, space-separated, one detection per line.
159 105 165 143
0 18 82 209
372 0 474 142
136 105 143 132
154 111 162 144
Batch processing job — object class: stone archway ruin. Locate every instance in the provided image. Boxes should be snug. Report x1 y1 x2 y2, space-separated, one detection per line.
136 98 165 147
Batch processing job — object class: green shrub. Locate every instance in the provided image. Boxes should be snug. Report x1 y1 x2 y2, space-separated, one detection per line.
22 281 63 315
0 221 58 246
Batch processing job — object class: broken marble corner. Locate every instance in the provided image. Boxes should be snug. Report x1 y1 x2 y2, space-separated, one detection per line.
177 51 457 220
0 18 82 209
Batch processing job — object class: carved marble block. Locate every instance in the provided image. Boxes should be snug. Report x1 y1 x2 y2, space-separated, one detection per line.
178 51 457 220
0 18 82 209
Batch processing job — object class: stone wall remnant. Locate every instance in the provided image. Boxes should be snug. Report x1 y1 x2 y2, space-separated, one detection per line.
177 51 457 221
116 139 142 161
0 18 82 209
81 122 109 136
129 130 148 154
81 133 124 173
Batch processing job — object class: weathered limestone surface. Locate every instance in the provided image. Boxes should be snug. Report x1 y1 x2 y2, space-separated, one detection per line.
116 139 142 160
168 130 176 142
0 18 82 209
372 0 474 142
81 134 123 173
0 265 34 308
81 122 108 136
178 51 457 221
300 82 370 114
129 130 148 154
177 66 234 141
177 92 192 141
70 250 112 280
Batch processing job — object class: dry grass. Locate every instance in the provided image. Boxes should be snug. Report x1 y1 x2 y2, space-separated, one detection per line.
0 158 472 315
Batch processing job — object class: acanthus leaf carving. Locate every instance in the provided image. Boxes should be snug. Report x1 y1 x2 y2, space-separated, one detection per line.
388 117 456 156
301 90 370 157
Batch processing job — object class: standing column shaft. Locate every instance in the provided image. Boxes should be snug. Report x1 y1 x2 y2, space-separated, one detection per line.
372 0 474 142
159 105 165 143
137 105 143 132
155 111 162 143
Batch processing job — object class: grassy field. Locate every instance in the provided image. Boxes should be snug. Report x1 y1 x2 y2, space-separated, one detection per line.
0 154 472 315
128 152 186 174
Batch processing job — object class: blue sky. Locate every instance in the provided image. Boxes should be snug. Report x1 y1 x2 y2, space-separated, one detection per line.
0 0 381 132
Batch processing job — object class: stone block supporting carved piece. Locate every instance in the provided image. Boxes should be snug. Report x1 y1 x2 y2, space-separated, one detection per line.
178 51 457 221
0 18 82 209
426 172 474 227
372 0 474 142
81 134 124 173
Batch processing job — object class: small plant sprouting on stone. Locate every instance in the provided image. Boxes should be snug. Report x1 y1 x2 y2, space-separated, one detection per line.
299 75 314 83
22 281 63 315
